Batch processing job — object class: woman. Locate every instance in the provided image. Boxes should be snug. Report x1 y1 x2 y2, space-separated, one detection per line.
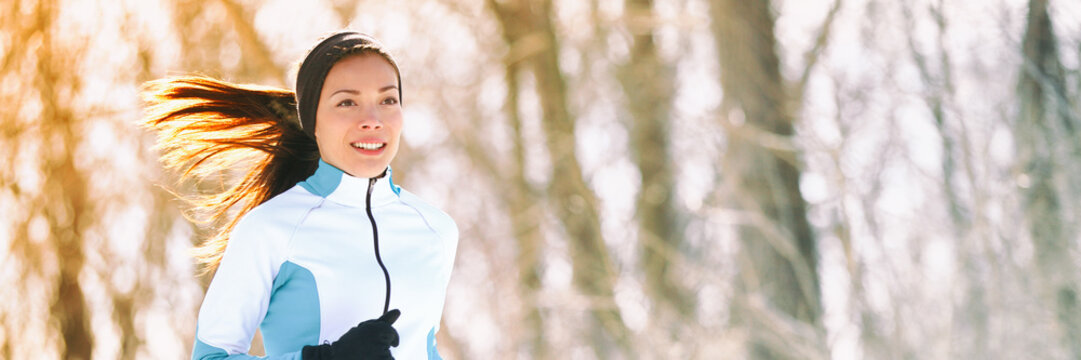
143 31 458 360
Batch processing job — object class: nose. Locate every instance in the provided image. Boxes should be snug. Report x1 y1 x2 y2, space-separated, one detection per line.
359 121 382 130
357 109 382 130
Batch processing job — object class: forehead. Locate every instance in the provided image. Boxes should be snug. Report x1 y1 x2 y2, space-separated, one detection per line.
323 54 398 88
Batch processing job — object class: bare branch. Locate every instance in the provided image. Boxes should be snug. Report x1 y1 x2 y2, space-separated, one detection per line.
218 0 285 86
793 0 844 105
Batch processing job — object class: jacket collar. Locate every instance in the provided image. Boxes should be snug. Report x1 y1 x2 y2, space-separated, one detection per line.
299 159 401 208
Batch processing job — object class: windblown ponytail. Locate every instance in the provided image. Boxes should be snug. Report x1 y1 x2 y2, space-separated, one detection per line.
141 76 319 274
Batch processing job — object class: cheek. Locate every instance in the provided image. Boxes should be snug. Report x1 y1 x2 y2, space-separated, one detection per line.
389 116 404 139
312 111 341 152
313 108 328 138
315 108 348 135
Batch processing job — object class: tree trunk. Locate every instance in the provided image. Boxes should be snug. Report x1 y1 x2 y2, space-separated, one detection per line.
617 0 694 321
487 0 634 357
504 59 550 359
708 0 823 358
34 0 95 357
1017 0 1081 358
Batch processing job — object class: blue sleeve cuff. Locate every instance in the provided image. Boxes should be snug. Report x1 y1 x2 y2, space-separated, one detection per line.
192 337 301 360
427 327 443 360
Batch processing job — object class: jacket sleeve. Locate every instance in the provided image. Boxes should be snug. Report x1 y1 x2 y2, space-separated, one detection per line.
191 212 299 360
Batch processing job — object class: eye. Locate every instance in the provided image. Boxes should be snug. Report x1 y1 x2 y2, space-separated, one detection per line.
382 97 399 105
336 99 356 107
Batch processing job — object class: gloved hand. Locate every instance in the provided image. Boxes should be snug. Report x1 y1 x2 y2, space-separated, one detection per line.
302 309 401 360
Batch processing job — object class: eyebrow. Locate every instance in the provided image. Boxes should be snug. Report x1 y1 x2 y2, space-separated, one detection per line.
330 85 399 97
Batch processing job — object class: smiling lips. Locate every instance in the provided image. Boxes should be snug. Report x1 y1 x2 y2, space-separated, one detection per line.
350 141 387 155
351 141 385 150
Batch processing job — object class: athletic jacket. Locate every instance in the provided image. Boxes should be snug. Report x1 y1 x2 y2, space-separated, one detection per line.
192 160 459 360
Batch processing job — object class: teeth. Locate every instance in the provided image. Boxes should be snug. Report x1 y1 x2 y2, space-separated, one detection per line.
352 142 384 150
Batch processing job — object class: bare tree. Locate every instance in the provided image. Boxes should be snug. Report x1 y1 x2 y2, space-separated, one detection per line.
439 54 550 357
709 0 823 358
617 0 694 322
219 0 287 86
1017 0 1081 358
899 2 994 357
487 0 634 357
500 57 550 359
28 0 96 357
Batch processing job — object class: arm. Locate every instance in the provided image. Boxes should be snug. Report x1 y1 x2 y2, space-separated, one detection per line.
191 205 402 360
191 213 297 360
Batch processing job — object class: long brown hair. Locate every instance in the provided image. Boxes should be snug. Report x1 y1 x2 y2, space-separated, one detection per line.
141 76 319 273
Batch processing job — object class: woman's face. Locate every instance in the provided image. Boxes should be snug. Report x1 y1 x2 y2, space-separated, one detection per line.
314 54 402 179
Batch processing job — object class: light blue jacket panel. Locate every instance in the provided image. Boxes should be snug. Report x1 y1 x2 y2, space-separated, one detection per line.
193 161 458 360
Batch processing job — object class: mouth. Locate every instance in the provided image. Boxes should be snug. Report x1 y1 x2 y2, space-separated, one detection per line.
351 142 387 151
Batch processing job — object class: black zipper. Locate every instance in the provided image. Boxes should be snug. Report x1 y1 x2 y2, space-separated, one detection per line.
366 177 392 315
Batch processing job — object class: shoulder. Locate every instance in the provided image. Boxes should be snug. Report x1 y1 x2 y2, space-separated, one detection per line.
397 188 458 243
231 185 326 245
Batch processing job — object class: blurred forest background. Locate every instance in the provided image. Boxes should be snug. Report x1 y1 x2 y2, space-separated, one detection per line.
2 0 1080 359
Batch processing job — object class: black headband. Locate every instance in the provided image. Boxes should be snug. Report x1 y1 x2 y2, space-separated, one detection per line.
295 31 402 139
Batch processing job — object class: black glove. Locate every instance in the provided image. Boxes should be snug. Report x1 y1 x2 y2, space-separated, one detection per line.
302 309 401 360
